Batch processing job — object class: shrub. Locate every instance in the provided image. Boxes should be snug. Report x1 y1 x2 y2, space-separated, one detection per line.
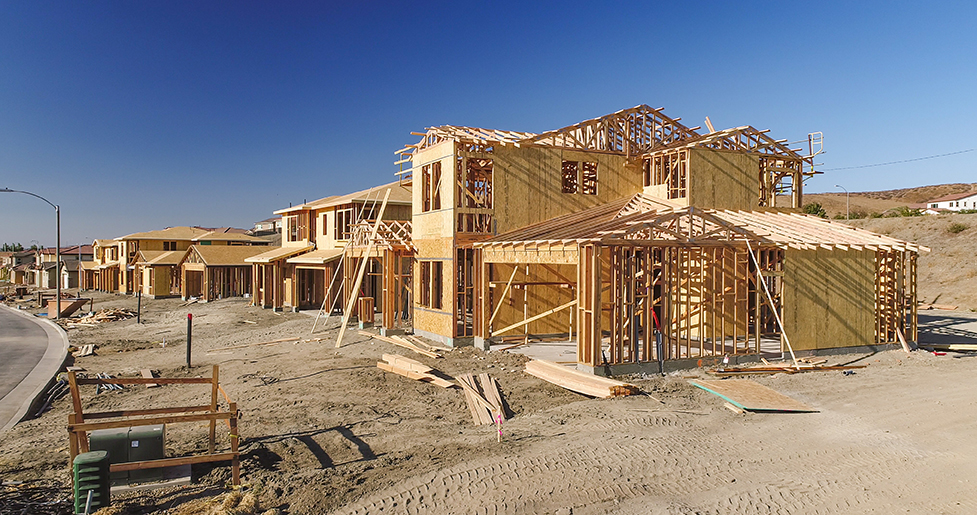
802 202 827 218
948 222 968 234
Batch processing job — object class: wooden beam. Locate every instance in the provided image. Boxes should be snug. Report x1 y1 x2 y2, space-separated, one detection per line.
488 267 519 327
336 189 391 348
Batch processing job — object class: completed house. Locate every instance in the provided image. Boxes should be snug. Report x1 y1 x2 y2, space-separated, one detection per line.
926 191 977 211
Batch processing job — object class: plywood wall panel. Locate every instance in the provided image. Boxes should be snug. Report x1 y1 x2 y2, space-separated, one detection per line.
783 248 875 350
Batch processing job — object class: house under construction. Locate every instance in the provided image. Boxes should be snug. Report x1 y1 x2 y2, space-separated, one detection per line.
374 104 924 374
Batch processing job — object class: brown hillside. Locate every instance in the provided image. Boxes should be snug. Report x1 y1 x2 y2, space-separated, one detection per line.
806 182 977 218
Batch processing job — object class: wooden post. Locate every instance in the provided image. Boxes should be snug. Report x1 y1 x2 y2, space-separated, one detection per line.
209 365 218 453
229 402 240 486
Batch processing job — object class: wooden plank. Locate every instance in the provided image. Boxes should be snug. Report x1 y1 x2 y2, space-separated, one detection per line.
896 327 911 353
76 377 213 385
376 357 456 388
69 411 234 432
83 405 214 420
690 379 817 412
920 343 977 352
337 189 391 348
141 369 159 388
109 452 238 472
524 360 639 398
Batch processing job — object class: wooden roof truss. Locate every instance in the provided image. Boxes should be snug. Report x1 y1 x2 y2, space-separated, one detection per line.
395 105 701 168
350 220 416 253
518 105 699 160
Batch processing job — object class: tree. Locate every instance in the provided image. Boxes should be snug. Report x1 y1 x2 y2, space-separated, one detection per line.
802 202 827 218
1 243 24 252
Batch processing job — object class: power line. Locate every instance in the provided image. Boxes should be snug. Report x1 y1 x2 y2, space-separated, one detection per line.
821 148 975 171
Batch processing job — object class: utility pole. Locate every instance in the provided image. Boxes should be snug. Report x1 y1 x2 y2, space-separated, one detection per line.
1 188 61 318
835 184 850 220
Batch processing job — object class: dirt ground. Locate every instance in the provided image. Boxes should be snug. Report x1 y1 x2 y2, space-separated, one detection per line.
2 290 977 514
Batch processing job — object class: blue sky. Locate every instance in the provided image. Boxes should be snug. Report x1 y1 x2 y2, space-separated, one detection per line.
1 1 975 247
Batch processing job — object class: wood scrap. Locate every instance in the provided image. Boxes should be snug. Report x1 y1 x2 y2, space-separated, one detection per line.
920 343 977 352
75 344 95 357
897 327 912 353
359 331 442 358
405 334 451 353
141 369 159 388
524 360 639 398
709 364 866 377
456 373 508 426
377 354 456 388
59 308 136 328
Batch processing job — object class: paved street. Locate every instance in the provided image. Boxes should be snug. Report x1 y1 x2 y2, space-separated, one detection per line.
0 306 67 431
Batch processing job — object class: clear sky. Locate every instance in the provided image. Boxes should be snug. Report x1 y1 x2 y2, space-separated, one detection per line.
1 1 975 247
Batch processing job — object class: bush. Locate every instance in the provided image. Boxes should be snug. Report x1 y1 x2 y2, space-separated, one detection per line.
957 209 977 214
885 206 924 217
948 222 968 234
802 202 827 218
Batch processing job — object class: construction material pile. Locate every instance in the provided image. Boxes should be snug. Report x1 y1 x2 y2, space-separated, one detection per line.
59 308 137 328
524 359 640 398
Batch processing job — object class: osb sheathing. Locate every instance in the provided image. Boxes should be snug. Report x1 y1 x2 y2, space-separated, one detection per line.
491 146 642 234
688 148 760 211
782 248 875 350
487 263 577 336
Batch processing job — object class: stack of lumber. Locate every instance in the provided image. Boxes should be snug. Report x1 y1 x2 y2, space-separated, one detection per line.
456 373 508 426
73 344 96 357
376 354 456 388
60 308 136 328
524 360 639 398
710 357 866 377
920 343 977 352
360 331 442 358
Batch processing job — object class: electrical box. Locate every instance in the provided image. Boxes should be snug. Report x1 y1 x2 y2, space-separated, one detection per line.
128 424 165 483
88 428 129 486
89 424 166 485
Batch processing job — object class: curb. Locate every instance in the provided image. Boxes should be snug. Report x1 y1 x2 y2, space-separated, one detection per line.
0 304 70 433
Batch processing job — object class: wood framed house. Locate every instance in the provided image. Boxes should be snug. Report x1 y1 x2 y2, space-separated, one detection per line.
383 105 922 374
101 227 268 297
246 181 412 313
179 245 269 301
91 239 122 292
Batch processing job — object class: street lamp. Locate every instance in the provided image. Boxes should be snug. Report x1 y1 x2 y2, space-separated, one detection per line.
1 188 61 319
835 184 850 221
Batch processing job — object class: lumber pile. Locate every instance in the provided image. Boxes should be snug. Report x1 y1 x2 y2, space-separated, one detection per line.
360 331 442 358
524 360 639 398
456 373 508 426
60 308 136 328
710 357 866 377
73 344 96 357
377 354 456 388
920 343 977 352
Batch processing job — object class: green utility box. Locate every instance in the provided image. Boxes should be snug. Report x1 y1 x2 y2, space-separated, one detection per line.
89 424 166 485
73 450 110 513
128 424 165 483
88 427 129 485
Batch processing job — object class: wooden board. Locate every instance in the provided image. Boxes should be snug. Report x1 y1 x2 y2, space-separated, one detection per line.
524 360 639 398
690 379 817 412
141 369 159 388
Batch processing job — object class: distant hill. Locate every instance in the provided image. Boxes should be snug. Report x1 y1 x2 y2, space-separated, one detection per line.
806 182 977 218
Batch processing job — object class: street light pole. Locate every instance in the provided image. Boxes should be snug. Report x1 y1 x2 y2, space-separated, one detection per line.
1 188 62 319
835 184 850 221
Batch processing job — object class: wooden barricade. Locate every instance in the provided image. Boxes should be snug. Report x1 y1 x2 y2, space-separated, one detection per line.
66 365 240 486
